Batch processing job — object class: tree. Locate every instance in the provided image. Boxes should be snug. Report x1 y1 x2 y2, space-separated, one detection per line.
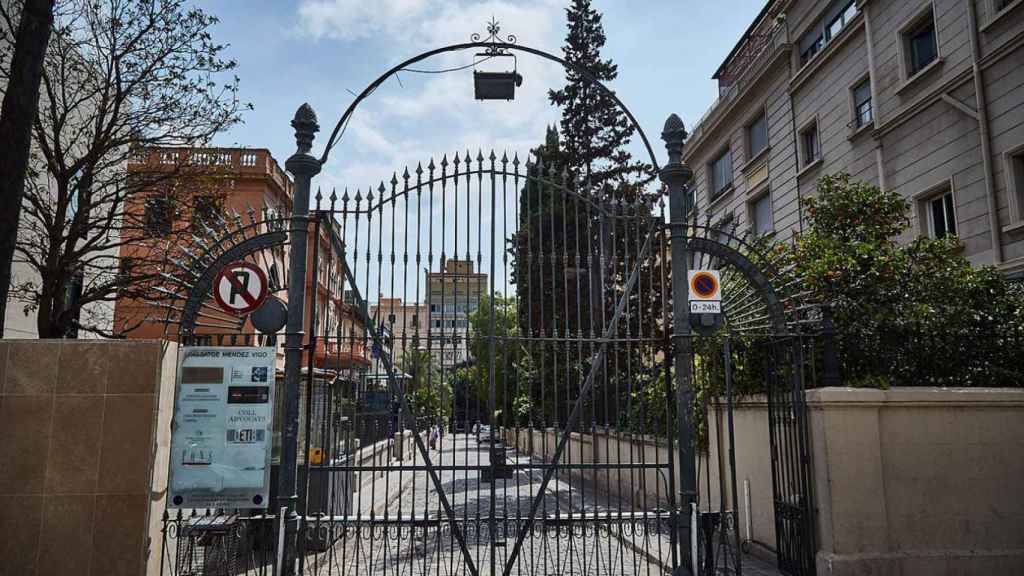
0 0 55 336
400 349 451 425
465 294 528 425
508 0 666 428
788 173 1024 387
548 0 651 192
1 0 245 337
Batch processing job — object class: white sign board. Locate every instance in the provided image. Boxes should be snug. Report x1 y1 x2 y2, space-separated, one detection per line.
168 347 276 509
688 269 722 314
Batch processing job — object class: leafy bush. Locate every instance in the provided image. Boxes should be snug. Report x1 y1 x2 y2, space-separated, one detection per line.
790 173 1024 387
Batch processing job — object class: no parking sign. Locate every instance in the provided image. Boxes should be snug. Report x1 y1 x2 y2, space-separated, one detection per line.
214 261 269 316
688 270 721 314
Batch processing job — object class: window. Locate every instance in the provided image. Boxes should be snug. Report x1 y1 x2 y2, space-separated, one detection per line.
799 0 858 66
747 111 768 159
800 122 820 167
852 79 873 128
710 148 733 197
928 190 957 238
751 193 773 236
191 195 221 232
904 9 938 77
144 195 173 236
799 29 824 66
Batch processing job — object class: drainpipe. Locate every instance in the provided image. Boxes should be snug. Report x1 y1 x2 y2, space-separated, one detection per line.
966 0 1003 264
862 3 886 191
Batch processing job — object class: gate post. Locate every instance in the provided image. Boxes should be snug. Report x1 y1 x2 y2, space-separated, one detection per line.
660 113 697 576
280 103 322 575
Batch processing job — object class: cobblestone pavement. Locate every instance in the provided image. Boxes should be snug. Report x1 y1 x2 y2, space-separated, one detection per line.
300 434 781 576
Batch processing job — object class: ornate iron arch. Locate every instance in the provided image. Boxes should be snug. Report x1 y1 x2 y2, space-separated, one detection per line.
146 210 292 341
680 222 791 335
319 20 661 172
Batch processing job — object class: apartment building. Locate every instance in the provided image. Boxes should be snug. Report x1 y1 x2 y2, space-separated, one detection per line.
683 0 1024 278
369 297 429 366
426 259 488 369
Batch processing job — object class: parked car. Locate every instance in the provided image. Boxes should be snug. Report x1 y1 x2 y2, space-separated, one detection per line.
477 424 493 443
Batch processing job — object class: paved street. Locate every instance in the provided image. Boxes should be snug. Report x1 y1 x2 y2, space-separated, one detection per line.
300 433 781 576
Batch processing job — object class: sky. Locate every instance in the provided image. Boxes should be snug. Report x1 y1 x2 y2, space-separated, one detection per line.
202 0 766 193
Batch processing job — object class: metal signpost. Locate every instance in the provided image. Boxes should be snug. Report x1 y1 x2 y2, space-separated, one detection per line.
168 346 277 509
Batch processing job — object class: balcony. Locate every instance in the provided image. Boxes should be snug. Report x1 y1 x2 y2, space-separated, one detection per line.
689 5 791 147
312 338 370 370
128 147 293 197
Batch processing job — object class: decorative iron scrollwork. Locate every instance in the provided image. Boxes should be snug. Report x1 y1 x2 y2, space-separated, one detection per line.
471 17 516 55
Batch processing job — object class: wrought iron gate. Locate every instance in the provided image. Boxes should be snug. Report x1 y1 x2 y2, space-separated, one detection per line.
149 110 825 576
296 150 677 576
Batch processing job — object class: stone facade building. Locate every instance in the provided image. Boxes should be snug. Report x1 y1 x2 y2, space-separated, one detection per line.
683 0 1024 278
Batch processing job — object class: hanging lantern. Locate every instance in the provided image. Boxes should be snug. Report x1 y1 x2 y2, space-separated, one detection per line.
473 53 522 101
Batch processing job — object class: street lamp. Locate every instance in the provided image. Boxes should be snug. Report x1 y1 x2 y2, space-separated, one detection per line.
473 67 523 101
472 17 523 101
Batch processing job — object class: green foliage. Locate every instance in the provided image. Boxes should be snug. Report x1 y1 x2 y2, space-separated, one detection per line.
466 294 534 425
399 350 450 424
791 173 1024 387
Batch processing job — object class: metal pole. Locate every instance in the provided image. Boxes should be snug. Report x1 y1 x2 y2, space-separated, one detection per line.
280 103 322 575
659 113 696 576
724 337 742 576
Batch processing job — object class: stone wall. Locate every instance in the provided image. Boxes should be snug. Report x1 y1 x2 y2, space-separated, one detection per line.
808 387 1024 575
0 339 177 576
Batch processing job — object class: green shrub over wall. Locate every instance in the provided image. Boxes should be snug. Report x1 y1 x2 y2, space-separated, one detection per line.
791 173 1024 387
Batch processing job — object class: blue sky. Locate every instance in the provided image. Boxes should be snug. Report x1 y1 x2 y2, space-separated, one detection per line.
203 0 766 195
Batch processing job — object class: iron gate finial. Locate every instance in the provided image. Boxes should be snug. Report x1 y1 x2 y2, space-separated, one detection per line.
291 103 320 156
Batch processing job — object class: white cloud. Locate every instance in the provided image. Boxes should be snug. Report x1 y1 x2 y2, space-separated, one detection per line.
296 0 431 41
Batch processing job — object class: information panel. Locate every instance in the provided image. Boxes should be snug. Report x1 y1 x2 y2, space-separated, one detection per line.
168 347 276 509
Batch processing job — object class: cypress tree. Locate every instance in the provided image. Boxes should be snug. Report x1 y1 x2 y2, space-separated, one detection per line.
549 0 652 194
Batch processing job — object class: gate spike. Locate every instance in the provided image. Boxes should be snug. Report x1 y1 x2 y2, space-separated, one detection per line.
512 152 520 167
402 166 410 180
453 151 461 167
477 149 485 163
390 172 399 187
314 187 323 209
440 154 448 168
341 187 350 204
501 151 508 164
329 188 338 209
488 149 496 162
427 158 435 172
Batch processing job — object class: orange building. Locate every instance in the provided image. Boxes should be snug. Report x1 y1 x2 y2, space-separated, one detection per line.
113 147 370 373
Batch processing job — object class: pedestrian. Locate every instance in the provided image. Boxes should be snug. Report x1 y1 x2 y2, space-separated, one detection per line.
429 425 438 450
